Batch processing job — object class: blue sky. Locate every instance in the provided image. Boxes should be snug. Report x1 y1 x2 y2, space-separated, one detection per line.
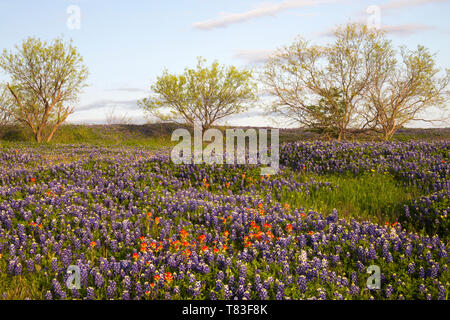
0 0 449 127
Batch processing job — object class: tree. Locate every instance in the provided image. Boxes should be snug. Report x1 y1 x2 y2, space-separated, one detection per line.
138 57 257 130
366 45 449 140
307 88 347 138
0 37 88 142
262 23 400 140
0 85 12 127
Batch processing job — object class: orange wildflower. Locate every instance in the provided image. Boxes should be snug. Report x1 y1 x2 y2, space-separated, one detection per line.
164 272 173 283
255 231 264 240
180 229 189 239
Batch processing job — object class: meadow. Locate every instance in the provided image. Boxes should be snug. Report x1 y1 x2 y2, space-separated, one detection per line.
0 134 448 300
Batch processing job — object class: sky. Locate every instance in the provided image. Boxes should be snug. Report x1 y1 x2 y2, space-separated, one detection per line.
0 0 449 127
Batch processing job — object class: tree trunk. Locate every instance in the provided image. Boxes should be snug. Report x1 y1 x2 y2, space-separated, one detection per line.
386 130 395 141
35 129 42 143
382 124 396 141
46 124 61 142
382 128 392 141
337 129 343 141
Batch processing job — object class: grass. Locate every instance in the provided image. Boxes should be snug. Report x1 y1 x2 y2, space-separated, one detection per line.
1 123 449 146
0 125 177 150
0 139 445 300
0 124 446 249
279 171 423 226
0 130 432 232
0 260 45 300
50 124 177 149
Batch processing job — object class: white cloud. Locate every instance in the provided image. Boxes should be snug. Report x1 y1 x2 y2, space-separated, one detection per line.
110 87 146 93
76 99 139 112
382 24 436 35
233 49 275 64
192 0 342 30
315 23 435 37
381 0 449 11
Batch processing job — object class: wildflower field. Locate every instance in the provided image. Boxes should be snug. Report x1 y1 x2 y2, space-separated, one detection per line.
0 141 448 300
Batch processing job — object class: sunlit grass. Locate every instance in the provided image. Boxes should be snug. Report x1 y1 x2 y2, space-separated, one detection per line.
0 260 44 300
279 172 424 226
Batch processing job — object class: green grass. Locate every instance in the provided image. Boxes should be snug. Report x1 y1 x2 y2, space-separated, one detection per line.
2 124 449 146
0 124 177 149
0 123 445 236
279 172 423 226
50 124 177 148
0 260 45 300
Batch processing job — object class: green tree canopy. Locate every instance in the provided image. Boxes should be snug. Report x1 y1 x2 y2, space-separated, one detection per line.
138 57 257 130
0 37 88 142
